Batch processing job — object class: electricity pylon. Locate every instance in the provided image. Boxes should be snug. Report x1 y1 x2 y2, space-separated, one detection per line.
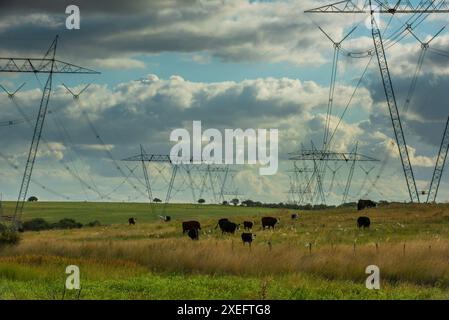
305 0 449 203
427 117 449 203
0 36 99 227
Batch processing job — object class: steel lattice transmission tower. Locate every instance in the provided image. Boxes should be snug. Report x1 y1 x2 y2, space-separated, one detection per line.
427 117 449 202
289 145 379 204
122 150 234 206
305 0 449 203
0 36 99 227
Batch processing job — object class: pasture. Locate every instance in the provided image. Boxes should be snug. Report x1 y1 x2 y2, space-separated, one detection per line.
1 201 449 299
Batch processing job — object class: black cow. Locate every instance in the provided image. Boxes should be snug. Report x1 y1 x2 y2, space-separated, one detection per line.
187 228 199 240
182 221 201 234
357 216 371 229
261 217 279 230
219 220 239 235
357 199 376 211
215 218 229 229
291 213 299 220
241 233 255 247
243 221 253 231
128 217 136 225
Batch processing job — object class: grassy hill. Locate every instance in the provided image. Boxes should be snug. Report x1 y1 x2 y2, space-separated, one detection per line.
1 201 277 224
1 202 449 299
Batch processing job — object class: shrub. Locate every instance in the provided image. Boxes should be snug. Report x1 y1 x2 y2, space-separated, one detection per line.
20 218 85 232
86 220 101 227
22 218 51 231
0 230 21 247
51 218 83 230
0 223 6 233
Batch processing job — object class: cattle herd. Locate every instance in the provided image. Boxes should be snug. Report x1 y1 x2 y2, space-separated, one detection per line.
127 199 376 246
186 216 281 245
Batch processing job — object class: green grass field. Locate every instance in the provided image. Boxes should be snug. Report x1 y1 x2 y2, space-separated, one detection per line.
0 201 276 224
1 201 449 300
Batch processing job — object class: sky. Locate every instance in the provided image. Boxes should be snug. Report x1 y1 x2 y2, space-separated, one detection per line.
0 0 449 205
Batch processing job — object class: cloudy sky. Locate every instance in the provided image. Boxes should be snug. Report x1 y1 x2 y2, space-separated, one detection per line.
0 0 448 204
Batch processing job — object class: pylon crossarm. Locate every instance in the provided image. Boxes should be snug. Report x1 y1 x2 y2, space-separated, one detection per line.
123 154 172 163
0 58 99 74
289 150 379 162
305 0 449 13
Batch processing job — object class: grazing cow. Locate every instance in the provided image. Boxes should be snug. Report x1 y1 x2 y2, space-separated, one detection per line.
215 218 229 229
243 221 253 231
219 220 239 235
261 217 279 230
159 215 171 222
128 217 136 225
182 220 201 234
241 233 255 247
291 213 299 220
357 199 376 211
357 216 371 229
187 228 199 240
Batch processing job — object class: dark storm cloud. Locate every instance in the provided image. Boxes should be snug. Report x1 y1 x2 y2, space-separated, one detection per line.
366 69 449 147
0 0 179 14
0 0 333 66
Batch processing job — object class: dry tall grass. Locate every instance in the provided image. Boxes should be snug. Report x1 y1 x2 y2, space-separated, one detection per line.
2 236 449 287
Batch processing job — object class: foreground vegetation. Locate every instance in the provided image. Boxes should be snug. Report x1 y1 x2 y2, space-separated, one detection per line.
0 201 449 299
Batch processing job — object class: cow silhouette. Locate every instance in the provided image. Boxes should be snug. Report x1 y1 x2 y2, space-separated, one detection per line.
357 216 371 229
261 217 279 230
357 199 376 211
182 221 201 234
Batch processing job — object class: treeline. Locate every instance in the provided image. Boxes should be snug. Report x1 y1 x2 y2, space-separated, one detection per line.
236 200 391 210
0 218 101 233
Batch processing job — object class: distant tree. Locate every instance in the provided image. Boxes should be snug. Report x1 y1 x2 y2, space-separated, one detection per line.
303 204 313 210
241 199 254 207
231 198 239 206
222 201 229 206
313 204 327 210
198 198 206 204
22 218 51 231
51 218 83 230
153 198 162 203
27 196 38 202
